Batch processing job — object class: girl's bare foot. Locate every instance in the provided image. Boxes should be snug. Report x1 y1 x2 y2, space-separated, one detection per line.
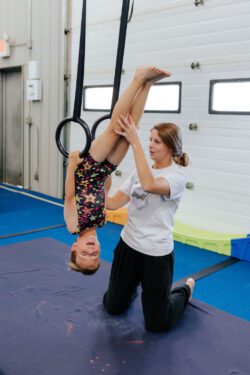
135 66 171 83
147 67 172 84
186 278 195 301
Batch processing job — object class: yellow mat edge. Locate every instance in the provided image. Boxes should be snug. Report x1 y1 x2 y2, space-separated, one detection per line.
107 209 246 256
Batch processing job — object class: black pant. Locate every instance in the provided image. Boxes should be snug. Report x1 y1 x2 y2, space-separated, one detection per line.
103 238 190 333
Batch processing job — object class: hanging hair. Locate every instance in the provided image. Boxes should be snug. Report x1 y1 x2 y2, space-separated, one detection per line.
153 123 189 167
69 251 100 276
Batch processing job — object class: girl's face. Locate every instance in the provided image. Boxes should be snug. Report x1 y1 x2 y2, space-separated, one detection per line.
71 235 100 271
149 129 172 163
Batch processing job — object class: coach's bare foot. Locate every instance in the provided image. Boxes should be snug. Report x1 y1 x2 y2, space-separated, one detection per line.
135 66 171 83
186 278 195 301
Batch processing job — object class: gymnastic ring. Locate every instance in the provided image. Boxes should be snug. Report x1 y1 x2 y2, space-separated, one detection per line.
55 117 92 158
91 114 111 140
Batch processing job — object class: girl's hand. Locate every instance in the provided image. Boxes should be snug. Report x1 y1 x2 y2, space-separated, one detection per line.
104 175 112 195
116 114 140 146
68 151 84 168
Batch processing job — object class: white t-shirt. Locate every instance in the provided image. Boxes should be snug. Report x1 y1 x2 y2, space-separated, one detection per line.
120 163 186 256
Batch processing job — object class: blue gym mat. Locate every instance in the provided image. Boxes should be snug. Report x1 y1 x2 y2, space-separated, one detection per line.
0 185 64 236
194 260 250 321
0 238 249 375
1 185 250 322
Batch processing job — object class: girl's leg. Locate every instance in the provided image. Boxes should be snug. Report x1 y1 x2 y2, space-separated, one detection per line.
106 81 152 166
90 67 170 162
106 66 171 166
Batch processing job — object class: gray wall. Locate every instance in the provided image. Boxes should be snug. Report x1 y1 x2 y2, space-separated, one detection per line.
0 0 65 197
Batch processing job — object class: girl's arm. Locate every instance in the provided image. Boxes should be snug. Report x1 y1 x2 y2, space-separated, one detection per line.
64 152 83 201
104 175 112 197
106 191 130 210
64 164 76 202
116 115 170 196
105 173 131 210
64 152 83 232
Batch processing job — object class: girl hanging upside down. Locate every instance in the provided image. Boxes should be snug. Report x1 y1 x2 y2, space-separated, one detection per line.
63 66 171 275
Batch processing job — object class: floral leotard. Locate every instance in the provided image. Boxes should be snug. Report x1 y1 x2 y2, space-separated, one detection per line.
74 153 116 234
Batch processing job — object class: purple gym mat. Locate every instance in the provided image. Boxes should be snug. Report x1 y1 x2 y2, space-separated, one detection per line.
0 238 249 375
